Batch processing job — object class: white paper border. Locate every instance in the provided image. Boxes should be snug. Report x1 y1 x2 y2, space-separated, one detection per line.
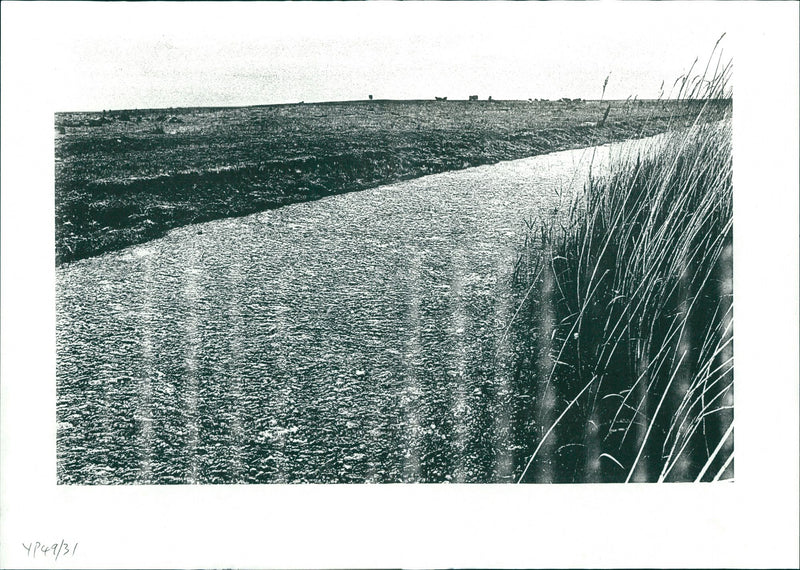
2 2 798 568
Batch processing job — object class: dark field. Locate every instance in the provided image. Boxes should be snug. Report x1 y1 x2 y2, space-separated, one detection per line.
55 99 720 265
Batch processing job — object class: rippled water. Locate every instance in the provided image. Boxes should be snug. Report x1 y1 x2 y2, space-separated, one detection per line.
57 138 655 484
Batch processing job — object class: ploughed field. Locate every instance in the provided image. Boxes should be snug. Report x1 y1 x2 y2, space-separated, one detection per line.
55 99 719 265
57 138 652 484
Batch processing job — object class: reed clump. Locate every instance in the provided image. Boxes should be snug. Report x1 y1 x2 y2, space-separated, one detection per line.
513 57 733 483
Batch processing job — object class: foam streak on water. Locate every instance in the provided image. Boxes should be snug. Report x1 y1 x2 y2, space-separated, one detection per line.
138 255 154 483
226 262 245 482
183 258 202 484
401 250 423 482
492 247 515 482
448 249 470 483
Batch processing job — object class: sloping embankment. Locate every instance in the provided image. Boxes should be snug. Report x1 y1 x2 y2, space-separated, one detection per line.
55 101 728 265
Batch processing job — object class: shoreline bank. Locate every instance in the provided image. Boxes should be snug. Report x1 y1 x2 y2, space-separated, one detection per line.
55 100 727 265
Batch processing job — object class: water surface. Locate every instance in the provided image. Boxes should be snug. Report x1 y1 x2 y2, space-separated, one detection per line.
57 138 653 483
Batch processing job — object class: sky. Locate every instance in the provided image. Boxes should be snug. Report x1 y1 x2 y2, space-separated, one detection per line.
21 2 735 111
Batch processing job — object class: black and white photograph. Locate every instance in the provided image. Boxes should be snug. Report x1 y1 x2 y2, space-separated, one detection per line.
54 6 736 487
2 1 798 568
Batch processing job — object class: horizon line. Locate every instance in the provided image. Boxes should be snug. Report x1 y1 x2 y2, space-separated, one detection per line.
55 96 730 115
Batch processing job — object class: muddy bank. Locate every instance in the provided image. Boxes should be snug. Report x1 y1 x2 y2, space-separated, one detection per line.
55 100 728 264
